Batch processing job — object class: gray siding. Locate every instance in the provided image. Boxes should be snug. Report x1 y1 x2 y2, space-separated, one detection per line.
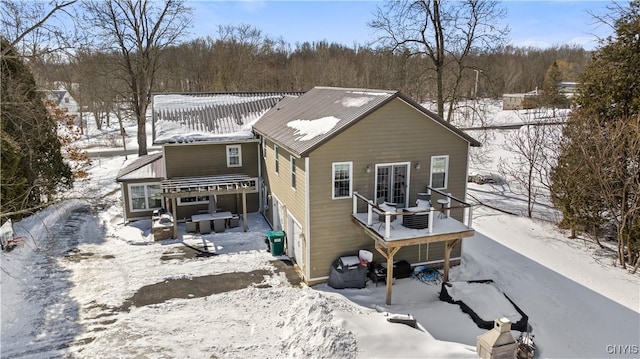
163 141 260 221
121 179 163 222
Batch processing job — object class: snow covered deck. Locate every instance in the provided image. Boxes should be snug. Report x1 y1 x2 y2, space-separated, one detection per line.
351 191 475 304
351 211 474 246
350 191 475 247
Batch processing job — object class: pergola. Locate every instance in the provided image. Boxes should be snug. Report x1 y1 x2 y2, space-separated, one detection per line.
161 174 259 237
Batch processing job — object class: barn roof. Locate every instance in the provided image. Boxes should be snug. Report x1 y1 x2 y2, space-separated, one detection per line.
151 92 303 144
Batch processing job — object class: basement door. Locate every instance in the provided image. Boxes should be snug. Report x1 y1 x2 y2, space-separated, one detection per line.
272 197 284 231
287 214 304 267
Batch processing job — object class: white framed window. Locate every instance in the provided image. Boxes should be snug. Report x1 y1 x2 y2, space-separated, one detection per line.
332 162 352 199
177 195 209 206
430 155 449 190
226 144 242 167
274 144 279 174
290 156 296 189
128 183 162 212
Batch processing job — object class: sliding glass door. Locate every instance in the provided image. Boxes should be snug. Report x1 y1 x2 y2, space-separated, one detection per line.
375 163 409 207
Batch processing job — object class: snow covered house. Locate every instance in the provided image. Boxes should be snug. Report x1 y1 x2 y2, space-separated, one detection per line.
253 87 480 302
116 87 480 303
44 89 80 114
116 92 300 223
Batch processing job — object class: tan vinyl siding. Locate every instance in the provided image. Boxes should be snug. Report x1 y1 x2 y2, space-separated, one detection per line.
307 98 470 280
261 138 307 242
164 142 259 178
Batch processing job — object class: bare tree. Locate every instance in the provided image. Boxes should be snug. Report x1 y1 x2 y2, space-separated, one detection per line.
499 113 565 219
82 0 191 156
1 0 79 59
576 116 640 271
369 0 509 122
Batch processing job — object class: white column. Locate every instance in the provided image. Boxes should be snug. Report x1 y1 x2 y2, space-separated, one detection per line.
428 208 434 234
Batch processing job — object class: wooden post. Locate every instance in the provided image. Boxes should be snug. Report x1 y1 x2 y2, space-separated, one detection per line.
242 191 248 232
375 244 401 305
443 238 461 282
171 197 178 239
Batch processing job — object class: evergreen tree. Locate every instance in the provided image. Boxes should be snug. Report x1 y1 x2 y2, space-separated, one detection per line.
550 1 640 271
540 61 569 111
1 38 73 219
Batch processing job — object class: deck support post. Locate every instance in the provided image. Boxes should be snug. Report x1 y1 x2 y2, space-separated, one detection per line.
242 191 248 232
171 197 178 239
443 238 461 282
375 243 401 305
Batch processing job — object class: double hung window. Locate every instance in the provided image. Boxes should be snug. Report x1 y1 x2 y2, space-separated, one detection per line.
332 162 352 199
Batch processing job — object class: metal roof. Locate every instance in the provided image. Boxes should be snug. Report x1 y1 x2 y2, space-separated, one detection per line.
152 92 303 144
116 152 164 182
253 86 481 156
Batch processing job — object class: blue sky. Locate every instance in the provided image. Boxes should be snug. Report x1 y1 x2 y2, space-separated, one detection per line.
187 1 616 50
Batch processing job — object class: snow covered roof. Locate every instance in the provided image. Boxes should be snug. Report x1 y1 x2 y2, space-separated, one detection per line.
116 152 164 181
253 86 481 156
152 92 303 145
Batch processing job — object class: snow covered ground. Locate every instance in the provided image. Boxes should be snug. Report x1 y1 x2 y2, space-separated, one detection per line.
2 102 639 358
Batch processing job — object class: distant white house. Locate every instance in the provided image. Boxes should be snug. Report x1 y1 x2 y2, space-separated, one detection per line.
503 82 579 110
43 87 80 115
558 81 579 98
502 89 540 110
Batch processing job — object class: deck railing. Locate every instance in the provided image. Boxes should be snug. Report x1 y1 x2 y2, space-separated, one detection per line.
352 188 473 240
426 186 474 229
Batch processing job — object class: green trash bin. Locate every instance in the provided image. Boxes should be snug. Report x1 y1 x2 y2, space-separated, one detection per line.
267 230 286 256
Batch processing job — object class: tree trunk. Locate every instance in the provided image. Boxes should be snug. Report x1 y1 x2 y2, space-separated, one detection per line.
631 256 640 275
137 113 147 156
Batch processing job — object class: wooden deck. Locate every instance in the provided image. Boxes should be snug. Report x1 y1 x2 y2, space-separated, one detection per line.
351 212 475 247
351 191 475 305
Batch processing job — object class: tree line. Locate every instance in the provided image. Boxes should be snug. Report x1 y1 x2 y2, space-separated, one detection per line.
39 31 590 118
2 0 637 274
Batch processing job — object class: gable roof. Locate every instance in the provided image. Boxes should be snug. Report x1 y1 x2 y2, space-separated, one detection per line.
116 152 164 182
152 92 303 144
252 86 481 156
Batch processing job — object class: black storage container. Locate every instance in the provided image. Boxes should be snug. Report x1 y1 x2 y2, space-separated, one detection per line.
372 260 412 280
328 256 368 289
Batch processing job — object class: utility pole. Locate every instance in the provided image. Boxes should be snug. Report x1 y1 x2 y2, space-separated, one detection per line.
474 69 480 99
473 69 481 124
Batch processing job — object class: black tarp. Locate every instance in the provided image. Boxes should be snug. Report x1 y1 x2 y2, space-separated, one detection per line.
439 279 529 332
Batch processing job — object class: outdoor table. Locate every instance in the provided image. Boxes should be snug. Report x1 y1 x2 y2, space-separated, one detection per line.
191 212 234 232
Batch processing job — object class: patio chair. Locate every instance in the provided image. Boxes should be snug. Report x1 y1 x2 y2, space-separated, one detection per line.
186 221 197 233
199 220 212 234
376 202 397 231
213 219 226 233
229 215 240 228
